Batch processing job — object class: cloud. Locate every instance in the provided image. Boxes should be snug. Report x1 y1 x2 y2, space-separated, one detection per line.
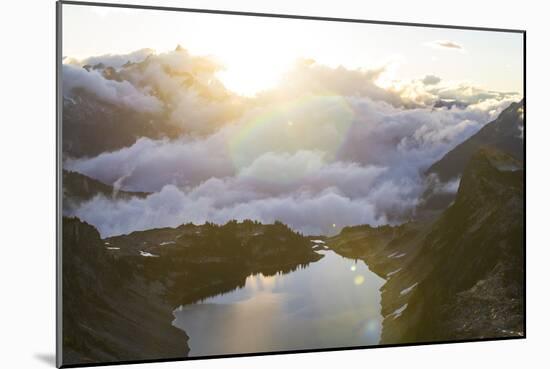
422 75 441 85
333 96 509 170
62 47 518 138
258 60 406 107
65 95 515 237
120 47 245 133
70 184 389 238
66 48 155 69
426 40 464 50
389 78 520 110
62 64 162 113
68 151 413 238
64 47 246 135
62 48 523 237
65 135 234 192
425 173 461 195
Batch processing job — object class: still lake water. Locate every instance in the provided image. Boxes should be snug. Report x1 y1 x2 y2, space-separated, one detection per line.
172 250 385 356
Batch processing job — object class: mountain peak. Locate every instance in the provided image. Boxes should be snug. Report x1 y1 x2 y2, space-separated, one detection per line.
427 100 524 183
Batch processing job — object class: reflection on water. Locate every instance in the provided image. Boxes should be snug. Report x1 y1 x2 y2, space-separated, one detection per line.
172 250 385 356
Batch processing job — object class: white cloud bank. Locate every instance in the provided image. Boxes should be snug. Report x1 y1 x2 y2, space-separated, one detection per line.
64 47 245 134
66 96 516 237
62 64 162 113
63 48 522 237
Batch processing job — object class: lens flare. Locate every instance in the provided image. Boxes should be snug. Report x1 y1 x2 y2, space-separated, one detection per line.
227 93 355 183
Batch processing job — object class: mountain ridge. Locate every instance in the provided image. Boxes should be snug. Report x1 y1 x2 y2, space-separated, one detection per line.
427 99 524 182
419 99 524 212
328 147 524 343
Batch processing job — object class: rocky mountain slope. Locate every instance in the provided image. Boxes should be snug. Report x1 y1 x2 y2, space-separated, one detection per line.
420 99 524 212
62 217 188 365
62 90 180 158
62 170 150 213
328 148 524 344
62 217 322 365
427 99 524 182
63 170 149 201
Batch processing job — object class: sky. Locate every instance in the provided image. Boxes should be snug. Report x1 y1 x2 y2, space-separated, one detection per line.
62 3 524 97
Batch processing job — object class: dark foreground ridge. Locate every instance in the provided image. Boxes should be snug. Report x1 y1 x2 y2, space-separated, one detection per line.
62 218 322 366
62 218 189 365
328 147 524 343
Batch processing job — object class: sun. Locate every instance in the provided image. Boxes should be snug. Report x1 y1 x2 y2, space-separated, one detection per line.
215 53 292 97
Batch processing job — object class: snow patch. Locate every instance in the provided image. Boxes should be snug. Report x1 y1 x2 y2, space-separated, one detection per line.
386 268 402 278
400 282 418 296
390 303 408 319
495 162 521 172
389 252 407 259
140 250 159 257
160 241 176 246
